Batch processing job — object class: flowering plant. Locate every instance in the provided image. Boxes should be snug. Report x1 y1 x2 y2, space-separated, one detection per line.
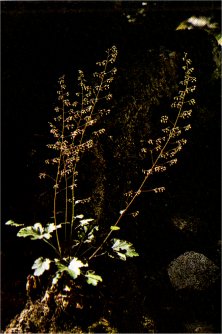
6 50 196 295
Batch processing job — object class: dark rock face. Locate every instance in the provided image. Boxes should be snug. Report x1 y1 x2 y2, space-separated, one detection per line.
167 251 220 291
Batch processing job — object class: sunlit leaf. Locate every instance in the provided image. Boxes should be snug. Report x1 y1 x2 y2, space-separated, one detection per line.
17 222 58 240
45 223 62 234
33 223 44 234
5 220 24 227
68 258 88 279
112 238 139 260
17 225 45 240
110 225 120 231
85 271 103 286
54 260 81 281
32 257 51 276
75 214 84 219
79 218 94 225
116 251 127 261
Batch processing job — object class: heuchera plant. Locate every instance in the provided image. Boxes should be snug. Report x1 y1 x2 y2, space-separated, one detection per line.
6 49 196 291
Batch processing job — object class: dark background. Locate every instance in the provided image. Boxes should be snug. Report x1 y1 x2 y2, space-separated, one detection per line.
2 1 221 220
1 1 221 331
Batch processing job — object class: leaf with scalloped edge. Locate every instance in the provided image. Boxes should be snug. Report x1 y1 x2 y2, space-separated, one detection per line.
112 238 139 260
85 271 103 286
32 257 51 276
68 258 88 279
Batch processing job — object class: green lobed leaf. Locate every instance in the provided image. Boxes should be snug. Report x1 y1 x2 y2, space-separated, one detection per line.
85 271 103 286
32 257 51 276
55 258 88 280
68 258 88 279
112 238 139 260
17 226 42 240
45 223 62 234
17 222 61 240
5 220 24 227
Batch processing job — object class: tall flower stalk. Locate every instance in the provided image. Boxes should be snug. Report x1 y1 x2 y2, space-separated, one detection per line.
42 46 118 257
88 52 196 260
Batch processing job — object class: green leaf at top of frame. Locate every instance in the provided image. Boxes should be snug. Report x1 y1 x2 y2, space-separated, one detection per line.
5 220 24 227
110 225 120 231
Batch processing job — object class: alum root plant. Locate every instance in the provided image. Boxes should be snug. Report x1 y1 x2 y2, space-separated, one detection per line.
6 51 196 289
7 46 119 286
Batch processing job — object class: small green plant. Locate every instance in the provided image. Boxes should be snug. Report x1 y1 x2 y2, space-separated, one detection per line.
6 50 196 292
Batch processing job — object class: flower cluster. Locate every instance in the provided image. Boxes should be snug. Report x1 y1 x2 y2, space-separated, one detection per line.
41 46 117 183
145 52 196 177
153 187 165 193
126 52 196 208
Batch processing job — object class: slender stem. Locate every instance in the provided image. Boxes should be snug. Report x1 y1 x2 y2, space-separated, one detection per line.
70 172 76 238
53 174 62 256
65 170 68 241
53 99 66 257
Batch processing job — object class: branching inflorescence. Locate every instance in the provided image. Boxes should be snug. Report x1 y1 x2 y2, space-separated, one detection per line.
6 50 196 290
88 52 196 260
40 46 118 256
